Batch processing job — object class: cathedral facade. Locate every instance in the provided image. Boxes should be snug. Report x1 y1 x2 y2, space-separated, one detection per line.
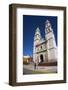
33 20 57 64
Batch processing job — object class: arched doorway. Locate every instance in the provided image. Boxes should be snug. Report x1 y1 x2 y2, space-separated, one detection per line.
40 54 44 62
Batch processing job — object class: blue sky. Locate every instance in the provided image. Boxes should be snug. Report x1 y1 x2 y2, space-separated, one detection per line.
23 15 57 56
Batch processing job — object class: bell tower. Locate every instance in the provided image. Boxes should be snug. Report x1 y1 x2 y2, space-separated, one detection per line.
45 20 57 62
33 27 41 63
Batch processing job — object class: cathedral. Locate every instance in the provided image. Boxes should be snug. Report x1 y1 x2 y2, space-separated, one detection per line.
33 20 57 64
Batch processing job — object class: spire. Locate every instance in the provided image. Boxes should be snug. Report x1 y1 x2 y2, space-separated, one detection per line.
35 27 40 35
36 27 40 32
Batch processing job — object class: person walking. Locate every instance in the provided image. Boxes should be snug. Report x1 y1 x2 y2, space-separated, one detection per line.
34 63 36 69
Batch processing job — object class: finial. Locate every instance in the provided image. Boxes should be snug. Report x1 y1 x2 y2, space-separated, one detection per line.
36 27 40 32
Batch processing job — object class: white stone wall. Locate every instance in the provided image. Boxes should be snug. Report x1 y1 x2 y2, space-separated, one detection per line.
45 29 57 62
47 38 56 49
46 32 54 40
47 48 57 62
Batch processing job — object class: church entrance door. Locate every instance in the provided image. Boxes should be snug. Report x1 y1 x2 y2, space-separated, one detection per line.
40 54 44 62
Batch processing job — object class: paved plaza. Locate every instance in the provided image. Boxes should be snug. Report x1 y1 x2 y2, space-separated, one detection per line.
23 62 57 74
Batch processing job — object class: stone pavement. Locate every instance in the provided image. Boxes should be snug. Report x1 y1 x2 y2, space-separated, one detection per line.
23 62 57 73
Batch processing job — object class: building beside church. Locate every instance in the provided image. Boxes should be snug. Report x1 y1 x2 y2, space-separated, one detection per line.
33 20 57 64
